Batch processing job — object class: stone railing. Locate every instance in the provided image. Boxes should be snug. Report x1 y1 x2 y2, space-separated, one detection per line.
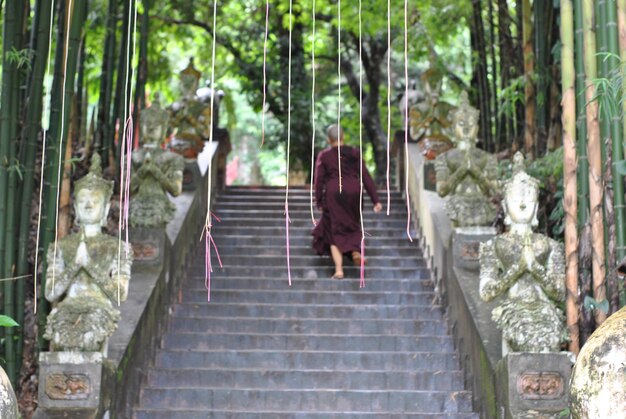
35 138 229 419
402 143 572 419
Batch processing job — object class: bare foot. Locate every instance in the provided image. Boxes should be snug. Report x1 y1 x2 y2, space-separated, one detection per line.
331 271 344 280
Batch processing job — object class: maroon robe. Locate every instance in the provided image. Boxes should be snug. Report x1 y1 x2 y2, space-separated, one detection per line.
312 145 379 255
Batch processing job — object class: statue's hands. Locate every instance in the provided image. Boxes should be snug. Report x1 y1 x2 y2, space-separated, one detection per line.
74 241 90 267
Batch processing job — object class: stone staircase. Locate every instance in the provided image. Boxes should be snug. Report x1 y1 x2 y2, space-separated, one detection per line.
133 186 479 418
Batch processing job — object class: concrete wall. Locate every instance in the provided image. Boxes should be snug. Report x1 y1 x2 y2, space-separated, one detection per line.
404 144 502 419
105 142 224 418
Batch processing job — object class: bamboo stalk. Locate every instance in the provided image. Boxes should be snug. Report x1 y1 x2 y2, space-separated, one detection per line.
523 0 536 159
605 0 626 262
617 0 626 307
18 0 55 362
582 0 608 325
0 0 24 385
96 0 119 165
561 0 580 354
38 0 88 347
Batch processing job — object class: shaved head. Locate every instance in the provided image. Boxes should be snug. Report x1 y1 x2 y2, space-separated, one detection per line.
327 124 344 144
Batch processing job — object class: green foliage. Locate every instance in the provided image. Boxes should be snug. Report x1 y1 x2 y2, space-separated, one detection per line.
6 47 34 71
0 315 18 328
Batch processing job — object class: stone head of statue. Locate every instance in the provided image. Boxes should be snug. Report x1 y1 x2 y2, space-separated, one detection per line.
450 91 479 148
420 67 443 103
74 154 114 228
140 94 169 146
503 152 539 227
179 57 202 99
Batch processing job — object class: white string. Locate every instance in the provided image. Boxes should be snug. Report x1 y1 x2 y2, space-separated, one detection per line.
50 0 75 291
386 0 391 216
404 0 413 242
33 0 57 314
116 0 138 305
310 0 317 226
337 0 342 193
358 0 365 288
204 0 219 300
284 0 293 286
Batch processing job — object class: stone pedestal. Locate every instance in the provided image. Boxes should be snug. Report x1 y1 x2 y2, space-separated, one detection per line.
452 226 496 271
35 352 105 419
130 227 168 268
182 159 202 191
495 352 573 419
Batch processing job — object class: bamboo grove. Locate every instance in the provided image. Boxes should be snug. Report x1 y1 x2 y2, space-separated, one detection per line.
0 0 626 400
0 0 150 387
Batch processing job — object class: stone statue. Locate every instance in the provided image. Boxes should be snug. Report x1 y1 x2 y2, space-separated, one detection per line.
130 96 184 227
44 154 132 352
479 153 566 354
168 58 213 158
570 305 626 418
434 91 498 226
409 67 454 159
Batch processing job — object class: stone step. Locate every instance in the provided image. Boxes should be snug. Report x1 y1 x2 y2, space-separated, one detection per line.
154 350 461 371
211 225 416 238
160 333 455 352
167 317 449 336
187 265 429 280
216 217 409 228
172 302 445 321
213 201 406 209
138 388 474 413
180 289 437 306
215 245 422 258
192 254 423 268
216 194 406 202
209 234 418 247
221 187 404 196
146 368 464 391
135 410 479 419
182 276 435 293
212 208 409 220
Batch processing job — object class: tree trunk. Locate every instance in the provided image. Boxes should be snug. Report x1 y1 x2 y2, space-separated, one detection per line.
560 0 580 354
582 0 608 325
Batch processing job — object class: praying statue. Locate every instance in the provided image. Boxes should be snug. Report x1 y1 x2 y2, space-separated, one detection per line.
479 152 566 354
44 154 132 352
434 91 498 226
409 67 454 159
168 58 213 158
130 95 184 227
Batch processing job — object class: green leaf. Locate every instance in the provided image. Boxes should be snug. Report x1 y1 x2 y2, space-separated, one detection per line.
583 296 609 314
0 315 19 328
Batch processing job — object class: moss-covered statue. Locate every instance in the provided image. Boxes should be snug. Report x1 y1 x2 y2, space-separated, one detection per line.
168 58 212 158
130 96 184 227
409 67 454 159
434 91 498 226
479 152 566 354
44 154 132 352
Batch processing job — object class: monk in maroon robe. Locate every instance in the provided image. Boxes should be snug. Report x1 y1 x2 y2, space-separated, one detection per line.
312 125 382 279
